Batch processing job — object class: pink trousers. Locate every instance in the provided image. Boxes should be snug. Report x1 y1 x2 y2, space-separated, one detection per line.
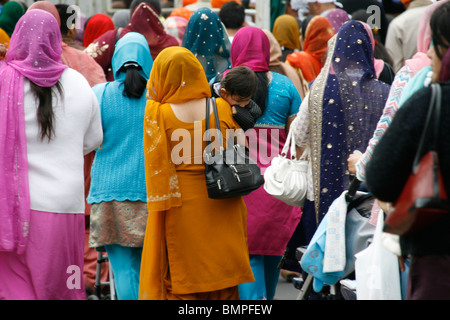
0 210 86 300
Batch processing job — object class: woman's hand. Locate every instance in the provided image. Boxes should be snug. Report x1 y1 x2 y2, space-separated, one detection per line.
347 150 363 174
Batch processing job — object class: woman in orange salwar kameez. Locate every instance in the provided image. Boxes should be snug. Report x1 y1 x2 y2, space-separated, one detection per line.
139 46 254 300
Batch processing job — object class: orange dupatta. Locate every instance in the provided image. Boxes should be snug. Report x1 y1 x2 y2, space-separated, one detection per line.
140 47 211 300
286 16 334 82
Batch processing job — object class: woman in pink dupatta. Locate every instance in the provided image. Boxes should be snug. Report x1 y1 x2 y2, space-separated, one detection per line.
349 0 445 183
84 2 178 81
0 9 102 300
230 26 302 300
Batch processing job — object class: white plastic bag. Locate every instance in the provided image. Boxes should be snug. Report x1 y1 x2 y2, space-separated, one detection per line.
354 209 402 300
263 128 308 207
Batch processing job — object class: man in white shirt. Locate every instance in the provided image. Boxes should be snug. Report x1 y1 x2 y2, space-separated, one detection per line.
306 0 344 16
385 0 432 73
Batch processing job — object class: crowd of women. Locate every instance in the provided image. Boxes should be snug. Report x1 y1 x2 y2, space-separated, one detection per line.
0 0 449 301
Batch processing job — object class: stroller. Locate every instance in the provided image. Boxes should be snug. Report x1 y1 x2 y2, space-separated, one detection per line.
87 247 116 300
294 177 376 300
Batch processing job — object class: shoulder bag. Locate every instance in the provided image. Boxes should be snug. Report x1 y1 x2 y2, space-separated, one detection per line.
384 83 450 236
204 97 264 199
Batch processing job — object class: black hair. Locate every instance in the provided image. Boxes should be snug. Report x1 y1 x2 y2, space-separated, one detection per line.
301 15 316 39
55 3 77 36
430 2 450 60
123 0 134 8
121 64 147 98
130 0 161 15
30 81 64 142
253 72 269 114
221 66 257 98
219 1 245 29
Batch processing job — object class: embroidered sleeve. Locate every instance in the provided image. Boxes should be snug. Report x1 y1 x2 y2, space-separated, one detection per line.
291 92 310 147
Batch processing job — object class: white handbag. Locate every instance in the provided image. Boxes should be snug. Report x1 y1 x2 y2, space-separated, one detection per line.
263 128 308 207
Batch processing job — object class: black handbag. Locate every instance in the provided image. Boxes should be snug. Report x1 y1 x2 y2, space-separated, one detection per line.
204 97 264 199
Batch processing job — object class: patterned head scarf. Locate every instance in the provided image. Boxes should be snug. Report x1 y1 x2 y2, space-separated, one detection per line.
27 1 61 27
7 9 67 87
324 8 349 33
272 14 300 51
182 7 231 81
307 21 390 219
120 2 179 60
332 21 389 147
0 9 67 254
83 13 115 48
144 46 211 211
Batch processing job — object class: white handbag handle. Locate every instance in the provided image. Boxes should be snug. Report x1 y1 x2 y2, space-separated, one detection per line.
281 128 298 159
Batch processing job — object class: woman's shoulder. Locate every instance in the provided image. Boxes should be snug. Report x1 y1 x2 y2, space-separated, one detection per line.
270 71 297 87
61 67 92 87
215 97 240 127
215 97 233 115
269 72 301 100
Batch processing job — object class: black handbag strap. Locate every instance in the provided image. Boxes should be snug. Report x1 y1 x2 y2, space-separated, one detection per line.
413 83 442 172
205 97 223 152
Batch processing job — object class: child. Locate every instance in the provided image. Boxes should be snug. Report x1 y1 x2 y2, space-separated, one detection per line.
211 66 262 131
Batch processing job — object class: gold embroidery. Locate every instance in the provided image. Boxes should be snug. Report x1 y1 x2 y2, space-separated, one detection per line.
309 35 337 224
145 119 162 153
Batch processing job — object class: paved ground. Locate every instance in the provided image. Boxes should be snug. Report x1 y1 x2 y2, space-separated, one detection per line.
273 274 300 300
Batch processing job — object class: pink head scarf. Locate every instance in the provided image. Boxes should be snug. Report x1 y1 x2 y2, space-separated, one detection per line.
403 0 449 75
6 9 67 87
417 0 449 54
27 1 61 27
0 9 67 254
361 21 384 78
230 26 270 72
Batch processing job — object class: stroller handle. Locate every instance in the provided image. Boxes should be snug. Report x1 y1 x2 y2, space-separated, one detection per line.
346 175 361 202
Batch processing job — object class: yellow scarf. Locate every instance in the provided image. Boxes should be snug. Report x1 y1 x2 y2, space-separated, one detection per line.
144 46 211 212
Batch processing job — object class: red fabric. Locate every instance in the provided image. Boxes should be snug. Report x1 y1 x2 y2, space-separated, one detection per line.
120 3 179 60
83 13 115 48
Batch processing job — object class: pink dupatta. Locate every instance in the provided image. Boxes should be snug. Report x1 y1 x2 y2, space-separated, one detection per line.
0 9 67 254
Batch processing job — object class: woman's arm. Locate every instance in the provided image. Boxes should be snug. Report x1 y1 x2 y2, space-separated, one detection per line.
365 87 432 202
